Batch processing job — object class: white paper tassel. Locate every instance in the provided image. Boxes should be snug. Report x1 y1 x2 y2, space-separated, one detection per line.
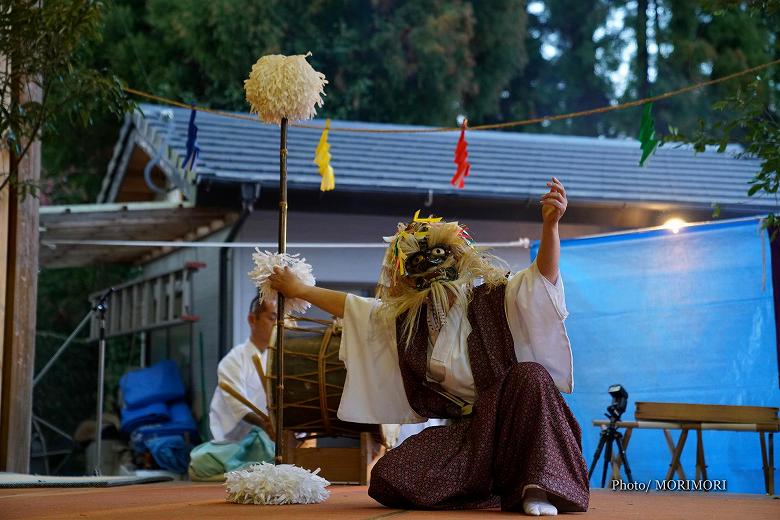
244 52 327 124
248 250 315 315
225 462 330 505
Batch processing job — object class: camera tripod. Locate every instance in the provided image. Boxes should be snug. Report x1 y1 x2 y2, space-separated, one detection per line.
588 407 634 487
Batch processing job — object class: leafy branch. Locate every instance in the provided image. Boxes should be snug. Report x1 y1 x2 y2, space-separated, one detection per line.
663 77 780 233
0 0 132 198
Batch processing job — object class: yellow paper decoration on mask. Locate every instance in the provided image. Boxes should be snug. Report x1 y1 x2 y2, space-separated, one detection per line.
394 232 409 276
314 119 335 191
413 210 442 223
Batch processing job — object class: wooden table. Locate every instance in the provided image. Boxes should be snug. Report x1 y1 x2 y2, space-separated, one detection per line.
592 402 779 495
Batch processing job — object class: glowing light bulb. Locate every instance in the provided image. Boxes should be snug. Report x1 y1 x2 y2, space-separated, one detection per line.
663 218 687 234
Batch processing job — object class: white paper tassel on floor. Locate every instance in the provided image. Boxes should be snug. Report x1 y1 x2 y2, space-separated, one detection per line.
224 462 330 505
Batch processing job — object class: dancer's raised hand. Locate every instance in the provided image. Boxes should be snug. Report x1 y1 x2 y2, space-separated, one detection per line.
541 176 567 224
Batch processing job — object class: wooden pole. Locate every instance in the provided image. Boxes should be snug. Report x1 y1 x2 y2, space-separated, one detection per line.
0 64 39 473
274 117 288 463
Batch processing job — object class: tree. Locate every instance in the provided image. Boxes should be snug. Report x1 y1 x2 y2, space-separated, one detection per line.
462 0 528 123
650 0 774 136
0 0 130 198
499 0 617 136
662 0 779 228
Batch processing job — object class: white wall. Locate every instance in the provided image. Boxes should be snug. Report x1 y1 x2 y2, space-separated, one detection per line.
140 227 229 423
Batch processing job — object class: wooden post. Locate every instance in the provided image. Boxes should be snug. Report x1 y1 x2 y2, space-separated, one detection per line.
281 429 297 464
663 429 687 480
0 78 40 472
664 429 689 481
359 432 383 485
0 129 8 470
695 429 707 482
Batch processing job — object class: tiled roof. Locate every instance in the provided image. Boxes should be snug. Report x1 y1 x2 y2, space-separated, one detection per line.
115 103 770 212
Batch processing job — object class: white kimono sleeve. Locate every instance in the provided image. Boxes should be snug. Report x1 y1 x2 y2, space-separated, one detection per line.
337 294 426 424
504 260 574 393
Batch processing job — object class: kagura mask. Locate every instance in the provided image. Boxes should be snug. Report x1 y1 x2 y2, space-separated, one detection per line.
404 242 458 290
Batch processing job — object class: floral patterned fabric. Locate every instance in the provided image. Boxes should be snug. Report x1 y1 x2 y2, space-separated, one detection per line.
369 284 589 512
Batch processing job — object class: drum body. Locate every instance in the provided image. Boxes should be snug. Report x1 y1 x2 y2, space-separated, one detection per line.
266 319 385 438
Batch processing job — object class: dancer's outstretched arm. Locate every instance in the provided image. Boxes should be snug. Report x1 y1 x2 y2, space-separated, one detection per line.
536 176 568 284
268 266 347 318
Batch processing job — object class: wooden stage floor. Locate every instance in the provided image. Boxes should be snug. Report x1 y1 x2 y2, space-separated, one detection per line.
1 483 778 519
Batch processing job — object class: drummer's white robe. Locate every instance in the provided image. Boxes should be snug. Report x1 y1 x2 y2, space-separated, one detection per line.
209 339 269 443
337 261 572 424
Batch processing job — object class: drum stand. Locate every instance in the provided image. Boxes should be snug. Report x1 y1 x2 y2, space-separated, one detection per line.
252 342 387 485
280 430 385 485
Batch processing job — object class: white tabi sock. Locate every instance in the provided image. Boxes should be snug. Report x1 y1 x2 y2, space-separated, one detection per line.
522 485 558 516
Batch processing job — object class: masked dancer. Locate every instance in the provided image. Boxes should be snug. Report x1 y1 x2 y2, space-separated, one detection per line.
269 177 588 516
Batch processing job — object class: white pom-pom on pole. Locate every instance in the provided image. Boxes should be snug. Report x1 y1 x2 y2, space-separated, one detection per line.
244 52 327 125
248 250 315 315
225 463 330 505
235 53 330 506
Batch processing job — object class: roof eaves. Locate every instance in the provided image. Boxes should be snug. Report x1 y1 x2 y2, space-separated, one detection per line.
97 113 134 203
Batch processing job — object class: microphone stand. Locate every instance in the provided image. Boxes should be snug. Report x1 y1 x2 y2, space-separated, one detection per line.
92 288 113 475
33 288 114 475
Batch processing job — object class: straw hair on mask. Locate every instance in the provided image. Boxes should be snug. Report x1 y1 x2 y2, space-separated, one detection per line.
376 220 509 347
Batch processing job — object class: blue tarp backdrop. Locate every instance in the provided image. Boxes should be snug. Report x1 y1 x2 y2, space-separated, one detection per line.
531 217 779 493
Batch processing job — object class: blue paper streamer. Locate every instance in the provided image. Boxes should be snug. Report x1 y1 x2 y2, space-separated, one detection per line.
182 107 200 172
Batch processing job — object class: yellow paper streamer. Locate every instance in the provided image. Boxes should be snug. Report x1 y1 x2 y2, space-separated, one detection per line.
314 119 335 191
413 210 442 223
395 232 409 276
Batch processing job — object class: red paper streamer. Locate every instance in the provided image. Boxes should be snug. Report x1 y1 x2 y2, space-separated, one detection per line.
451 119 471 189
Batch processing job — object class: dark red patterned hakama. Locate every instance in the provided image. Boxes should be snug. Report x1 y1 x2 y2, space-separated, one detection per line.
368 284 589 512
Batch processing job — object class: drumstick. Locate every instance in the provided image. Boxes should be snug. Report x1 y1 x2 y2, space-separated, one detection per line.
252 353 268 390
218 380 272 425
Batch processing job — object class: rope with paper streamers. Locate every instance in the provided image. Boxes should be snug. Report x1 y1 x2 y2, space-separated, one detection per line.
122 57 780 134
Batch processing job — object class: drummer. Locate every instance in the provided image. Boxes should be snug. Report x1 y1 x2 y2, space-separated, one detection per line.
188 295 276 480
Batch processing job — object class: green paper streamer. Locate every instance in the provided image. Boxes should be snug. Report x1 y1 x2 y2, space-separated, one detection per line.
638 102 659 167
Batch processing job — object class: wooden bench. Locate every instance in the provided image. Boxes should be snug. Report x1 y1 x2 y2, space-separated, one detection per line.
592 402 779 495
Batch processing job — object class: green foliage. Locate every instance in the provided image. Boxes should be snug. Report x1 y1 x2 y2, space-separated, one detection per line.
364 1 477 124
543 0 615 135
82 0 527 126
0 0 131 198
589 0 777 139
660 1 779 227
664 78 780 225
651 0 776 137
459 0 528 123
